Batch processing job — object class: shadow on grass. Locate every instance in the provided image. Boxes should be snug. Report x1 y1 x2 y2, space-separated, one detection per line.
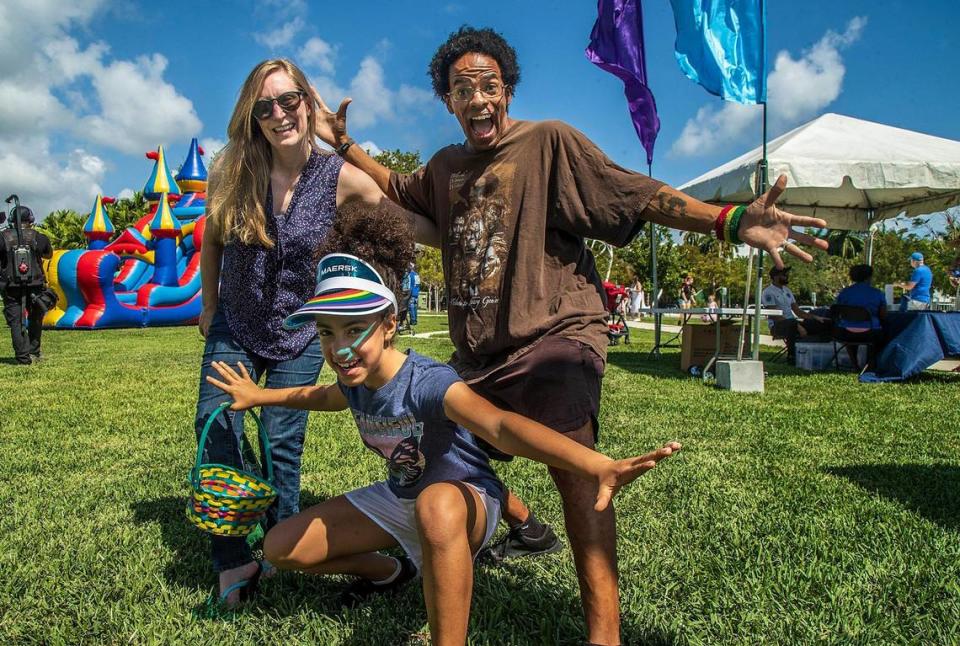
130 495 676 644
607 345 797 383
605 347 692 381
0 357 31 365
825 463 960 531
130 489 331 591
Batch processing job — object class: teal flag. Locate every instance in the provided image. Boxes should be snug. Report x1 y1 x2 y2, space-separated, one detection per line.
669 0 766 104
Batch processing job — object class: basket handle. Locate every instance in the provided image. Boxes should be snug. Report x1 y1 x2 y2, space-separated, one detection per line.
192 401 274 487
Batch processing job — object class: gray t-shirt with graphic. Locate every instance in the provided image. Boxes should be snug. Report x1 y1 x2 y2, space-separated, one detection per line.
339 350 504 502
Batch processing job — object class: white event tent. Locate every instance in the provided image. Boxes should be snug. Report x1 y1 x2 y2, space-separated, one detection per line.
678 113 960 231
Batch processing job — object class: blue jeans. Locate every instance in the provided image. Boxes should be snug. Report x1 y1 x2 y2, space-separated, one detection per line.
194 310 323 572
408 295 418 325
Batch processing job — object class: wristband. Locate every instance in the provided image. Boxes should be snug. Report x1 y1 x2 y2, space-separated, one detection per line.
335 138 355 157
727 205 746 245
713 205 735 241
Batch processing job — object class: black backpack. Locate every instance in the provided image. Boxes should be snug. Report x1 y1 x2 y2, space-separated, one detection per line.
2 227 45 288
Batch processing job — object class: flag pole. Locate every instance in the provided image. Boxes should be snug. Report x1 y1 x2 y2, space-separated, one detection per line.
751 0 769 361
752 100 768 359
649 161 661 357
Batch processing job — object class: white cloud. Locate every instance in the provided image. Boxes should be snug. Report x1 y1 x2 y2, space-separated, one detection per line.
117 188 135 200
0 143 105 220
200 138 227 160
0 0 105 79
311 56 435 131
670 103 760 157
78 54 202 155
670 17 867 157
254 17 304 49
0 0 203 216
299 37 336 74
358 140 382 156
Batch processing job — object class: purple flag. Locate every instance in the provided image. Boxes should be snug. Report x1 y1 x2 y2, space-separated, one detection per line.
585 0 660 165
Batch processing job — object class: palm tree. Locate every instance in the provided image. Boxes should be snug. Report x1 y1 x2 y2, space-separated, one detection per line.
37 209 86 249
825 229 865 260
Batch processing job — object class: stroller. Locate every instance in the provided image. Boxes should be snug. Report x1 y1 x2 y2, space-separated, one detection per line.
602 281 631 346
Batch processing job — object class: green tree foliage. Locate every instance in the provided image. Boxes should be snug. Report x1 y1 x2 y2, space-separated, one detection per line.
870 221 954 295
374 149 423 175
371 148 444 288
612 223 681 304
110 191 151 231
36 209 86 249
825 229 866 259
415 247 444 289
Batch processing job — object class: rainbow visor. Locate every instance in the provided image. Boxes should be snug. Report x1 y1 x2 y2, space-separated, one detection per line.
283 253 398 329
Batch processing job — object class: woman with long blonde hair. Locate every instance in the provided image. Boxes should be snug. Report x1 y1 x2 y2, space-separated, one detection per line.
194 58 399 607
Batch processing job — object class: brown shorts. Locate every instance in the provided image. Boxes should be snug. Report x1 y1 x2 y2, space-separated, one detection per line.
468 336 605 459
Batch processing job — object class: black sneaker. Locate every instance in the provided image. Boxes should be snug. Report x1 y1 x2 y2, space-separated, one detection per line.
479 524 562 564
339 554 418 608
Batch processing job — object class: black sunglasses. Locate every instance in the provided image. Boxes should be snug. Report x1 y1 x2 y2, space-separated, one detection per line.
252 91 306 120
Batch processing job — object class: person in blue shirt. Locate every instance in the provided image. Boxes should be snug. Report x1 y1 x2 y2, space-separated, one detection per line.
835 264 887 370
206 202 680 643
404 262 421 326
898 251 933 311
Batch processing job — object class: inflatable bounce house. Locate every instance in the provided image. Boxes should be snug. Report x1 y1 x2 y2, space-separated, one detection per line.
43 138 208 328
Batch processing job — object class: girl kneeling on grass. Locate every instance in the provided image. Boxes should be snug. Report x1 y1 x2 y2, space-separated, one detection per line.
206 203 680 644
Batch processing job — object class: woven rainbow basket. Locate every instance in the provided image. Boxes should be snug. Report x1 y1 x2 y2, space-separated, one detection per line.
186 402 277 536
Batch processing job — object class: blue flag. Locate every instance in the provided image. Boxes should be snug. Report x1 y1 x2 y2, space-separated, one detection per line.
585 0 660 165
669 0 767 104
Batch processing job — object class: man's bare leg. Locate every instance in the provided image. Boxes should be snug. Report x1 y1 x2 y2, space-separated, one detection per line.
549 421 620 646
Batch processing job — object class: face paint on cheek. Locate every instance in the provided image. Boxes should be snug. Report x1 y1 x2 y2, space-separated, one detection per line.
334 320 379 362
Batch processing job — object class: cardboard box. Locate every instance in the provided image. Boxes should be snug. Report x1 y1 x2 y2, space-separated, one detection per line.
681 322 749 371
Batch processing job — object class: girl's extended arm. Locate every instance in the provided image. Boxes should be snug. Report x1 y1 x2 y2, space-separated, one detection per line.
206 361 348 412
442 382 680 511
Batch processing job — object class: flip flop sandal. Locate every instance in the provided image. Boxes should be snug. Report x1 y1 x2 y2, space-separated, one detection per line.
198 560 270 619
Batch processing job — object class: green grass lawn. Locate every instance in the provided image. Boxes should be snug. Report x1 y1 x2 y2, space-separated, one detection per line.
2 320 959 645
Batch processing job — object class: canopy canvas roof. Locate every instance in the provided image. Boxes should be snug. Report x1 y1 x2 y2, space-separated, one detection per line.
678 113 960 231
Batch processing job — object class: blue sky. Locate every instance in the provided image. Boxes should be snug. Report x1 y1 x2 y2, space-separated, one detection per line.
2 0 958 228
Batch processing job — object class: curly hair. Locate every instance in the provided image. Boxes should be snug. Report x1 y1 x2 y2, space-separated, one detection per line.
428 26 521 98
315 200 415 297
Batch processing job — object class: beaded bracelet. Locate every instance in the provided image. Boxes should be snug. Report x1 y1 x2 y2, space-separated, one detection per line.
713 205 735 240
727 205 746 245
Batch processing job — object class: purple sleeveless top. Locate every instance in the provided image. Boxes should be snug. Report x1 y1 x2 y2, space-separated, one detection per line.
219 150 344 360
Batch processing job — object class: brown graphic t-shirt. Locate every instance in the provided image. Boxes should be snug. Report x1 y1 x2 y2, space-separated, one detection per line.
388 120 664 381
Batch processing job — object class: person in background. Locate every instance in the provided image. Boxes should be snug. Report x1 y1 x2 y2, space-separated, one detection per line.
897 251 933 311
834 264 886 371
678 273 695 309
761 266 830 361
1 206 53 365
404 262 421 327
627 276 645 319
949 255 960 310
700 292 719 323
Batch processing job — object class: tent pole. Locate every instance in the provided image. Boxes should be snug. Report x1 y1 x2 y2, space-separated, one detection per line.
752 101 769 360
865 210 876 265
649 161 661 358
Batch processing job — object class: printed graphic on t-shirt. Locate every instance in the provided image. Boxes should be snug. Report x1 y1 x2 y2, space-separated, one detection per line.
351 409 426 487
447 162 514 309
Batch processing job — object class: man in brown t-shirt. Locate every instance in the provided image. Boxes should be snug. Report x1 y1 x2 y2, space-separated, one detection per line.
313 25 827 646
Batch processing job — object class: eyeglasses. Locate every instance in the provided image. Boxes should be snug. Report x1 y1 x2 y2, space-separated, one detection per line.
447 80 507 103
252 91 305 120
